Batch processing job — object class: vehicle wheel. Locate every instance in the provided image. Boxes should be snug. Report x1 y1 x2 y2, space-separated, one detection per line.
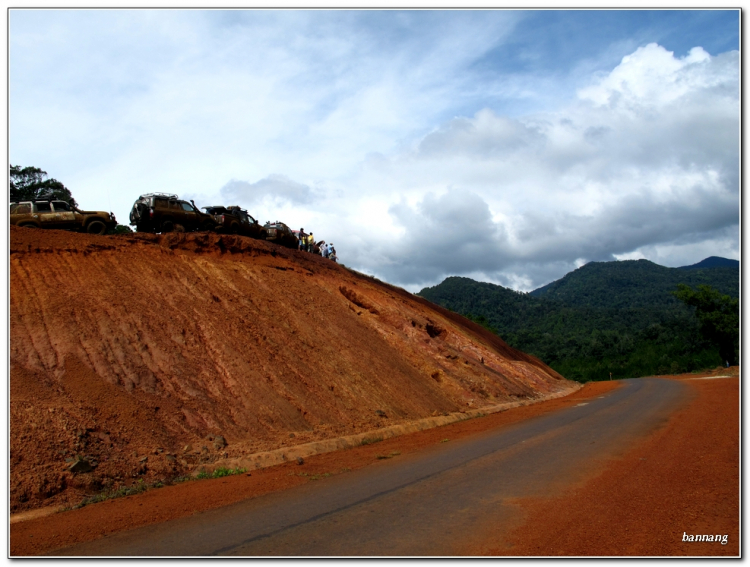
173 224 186 233
229 222 240 234
135 223 152 233
200 221 215 232
260 230 268 239
161 220 174 233
86 220 107 235
18 223 38 229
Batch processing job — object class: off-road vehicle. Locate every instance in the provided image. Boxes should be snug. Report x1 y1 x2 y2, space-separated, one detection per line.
202 205 268 240
264 221 299 249
129 193 218 233
10 199 117 234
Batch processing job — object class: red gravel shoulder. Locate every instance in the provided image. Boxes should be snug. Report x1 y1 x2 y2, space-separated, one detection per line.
473 372 739 556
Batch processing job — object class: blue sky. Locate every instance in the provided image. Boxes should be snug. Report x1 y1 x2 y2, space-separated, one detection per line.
9 9 740 292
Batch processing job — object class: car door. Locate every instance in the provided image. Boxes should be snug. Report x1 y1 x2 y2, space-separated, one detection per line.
51 201 78 229
33 201 58 228
180 201 199 229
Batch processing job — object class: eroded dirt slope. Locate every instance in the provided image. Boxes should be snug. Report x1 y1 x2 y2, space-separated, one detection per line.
10 226 573 512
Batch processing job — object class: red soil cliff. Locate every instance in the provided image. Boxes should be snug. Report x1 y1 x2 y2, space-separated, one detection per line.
10 226 573 512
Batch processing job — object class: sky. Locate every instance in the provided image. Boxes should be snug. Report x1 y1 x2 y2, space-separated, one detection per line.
9 9 740 293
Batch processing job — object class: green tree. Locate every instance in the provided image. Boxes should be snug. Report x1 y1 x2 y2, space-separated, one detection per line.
10 165 77 207
673 284 739 365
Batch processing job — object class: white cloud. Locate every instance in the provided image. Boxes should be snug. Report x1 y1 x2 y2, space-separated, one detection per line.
221 175 314 206
347 43 739 290
9 12 739 293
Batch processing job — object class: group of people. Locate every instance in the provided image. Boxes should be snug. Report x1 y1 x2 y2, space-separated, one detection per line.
298 228 337 262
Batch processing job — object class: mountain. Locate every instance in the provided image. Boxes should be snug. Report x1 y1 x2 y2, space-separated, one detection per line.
528 259 738 309
10 226 570 513
677 256 740 270
418 258 739 384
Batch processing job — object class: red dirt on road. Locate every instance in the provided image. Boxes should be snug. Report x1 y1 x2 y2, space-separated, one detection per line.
473 371 739 556
11 380 619 556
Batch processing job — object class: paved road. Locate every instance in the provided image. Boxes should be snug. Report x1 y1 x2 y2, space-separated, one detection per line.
55 378 688 556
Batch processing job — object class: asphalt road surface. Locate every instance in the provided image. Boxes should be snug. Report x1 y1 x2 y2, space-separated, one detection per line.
55 378 688 556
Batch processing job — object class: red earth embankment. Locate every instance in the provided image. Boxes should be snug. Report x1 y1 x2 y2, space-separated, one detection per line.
10 226 573 513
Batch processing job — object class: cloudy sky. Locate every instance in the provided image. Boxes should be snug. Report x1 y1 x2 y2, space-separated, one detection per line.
9 9 740 292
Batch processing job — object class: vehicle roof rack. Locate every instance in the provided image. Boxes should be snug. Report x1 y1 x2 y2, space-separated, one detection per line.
33 193 58 201
11 196 67 203
140 192 179 200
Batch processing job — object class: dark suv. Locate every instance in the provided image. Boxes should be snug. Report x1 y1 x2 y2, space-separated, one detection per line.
263 221 299 249
129 193 218 233
202 206 267 240
10 199 117 234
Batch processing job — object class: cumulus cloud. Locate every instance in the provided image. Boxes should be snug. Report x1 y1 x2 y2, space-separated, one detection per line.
351 43 739 291
9 11 739 293
221 175 314 206
372 189 508 284
415 110 543 158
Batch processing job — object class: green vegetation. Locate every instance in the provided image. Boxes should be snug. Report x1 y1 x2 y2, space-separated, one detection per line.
10 165 77 206
418 259 738 382
67 477 171 511
359 436 383 446
673 284 739 365
69 466 249 511
195 467 247 480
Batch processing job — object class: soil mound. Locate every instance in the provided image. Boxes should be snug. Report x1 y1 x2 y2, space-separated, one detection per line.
10 226 573 512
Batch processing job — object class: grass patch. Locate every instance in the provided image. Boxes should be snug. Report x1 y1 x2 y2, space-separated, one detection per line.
66 477 169 511
66 467 247 511
195 467 247 480
360 436 384 446
441 438 450 443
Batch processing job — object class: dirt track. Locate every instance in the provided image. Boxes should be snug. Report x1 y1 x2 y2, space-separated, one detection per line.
10 226 570 513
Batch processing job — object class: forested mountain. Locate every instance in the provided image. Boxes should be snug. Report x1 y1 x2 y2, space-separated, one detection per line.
528 259 738 309
678 256 740 270
417 258 739 382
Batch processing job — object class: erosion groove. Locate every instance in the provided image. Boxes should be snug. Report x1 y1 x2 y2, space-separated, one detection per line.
10 226 574 513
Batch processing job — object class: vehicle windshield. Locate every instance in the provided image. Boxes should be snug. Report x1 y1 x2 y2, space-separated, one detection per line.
52 201 71 211
181 202 195 212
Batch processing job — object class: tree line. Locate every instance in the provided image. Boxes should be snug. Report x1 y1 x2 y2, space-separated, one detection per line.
419 266 739 382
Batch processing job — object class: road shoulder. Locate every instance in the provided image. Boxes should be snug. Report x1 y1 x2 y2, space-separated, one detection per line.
11 380 618 556
474 375 739 556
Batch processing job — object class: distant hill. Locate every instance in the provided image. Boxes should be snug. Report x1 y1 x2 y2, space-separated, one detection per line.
677 256 739 270
528 259 738 309
418 258 739 382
